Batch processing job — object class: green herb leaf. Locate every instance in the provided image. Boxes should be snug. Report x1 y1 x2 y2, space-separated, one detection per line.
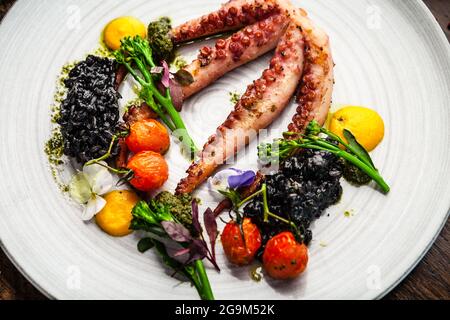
218 189 242 207
343 129 376 170
174 69 194 86
137 237 155 253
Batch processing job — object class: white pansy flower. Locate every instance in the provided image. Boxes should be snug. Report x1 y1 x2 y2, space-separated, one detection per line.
69 161 113 221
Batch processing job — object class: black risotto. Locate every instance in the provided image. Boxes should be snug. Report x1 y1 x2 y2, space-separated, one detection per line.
245 148 343 257
58 55 120 163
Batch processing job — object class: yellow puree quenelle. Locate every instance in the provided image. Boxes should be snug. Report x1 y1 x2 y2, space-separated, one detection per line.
96 190 140 237
329 106 385 152
103 17 147 51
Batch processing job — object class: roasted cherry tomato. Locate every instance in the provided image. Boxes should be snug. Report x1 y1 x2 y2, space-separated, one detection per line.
263 231 308 280
127 151 169 191
125 119 170 154
221 218 261 266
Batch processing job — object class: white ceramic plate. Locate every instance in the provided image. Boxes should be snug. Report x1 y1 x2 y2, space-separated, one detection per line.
0 0 449 300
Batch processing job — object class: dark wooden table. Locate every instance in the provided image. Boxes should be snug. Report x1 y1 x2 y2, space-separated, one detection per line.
0 0 449 300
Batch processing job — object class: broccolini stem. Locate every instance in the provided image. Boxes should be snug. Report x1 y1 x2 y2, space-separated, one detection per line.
319 128 374 169
122 60 176 130
153 87 199 156
122 60 146 88
194 260 215 300
131 53 198 157
141 88 176 131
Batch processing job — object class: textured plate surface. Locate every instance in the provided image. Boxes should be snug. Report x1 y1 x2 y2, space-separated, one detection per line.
0 0 449 300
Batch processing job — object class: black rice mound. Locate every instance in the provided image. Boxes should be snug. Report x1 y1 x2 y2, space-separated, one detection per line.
245 148 344 258
58 55 121 163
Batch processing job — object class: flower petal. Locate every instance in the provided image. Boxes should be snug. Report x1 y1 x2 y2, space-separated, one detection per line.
91 168 114 195
69 172 92 204
228 170 256 189
161 60 170 88
208 168 242 194
150 66 164 74
81 195 106 221
83 162 113 195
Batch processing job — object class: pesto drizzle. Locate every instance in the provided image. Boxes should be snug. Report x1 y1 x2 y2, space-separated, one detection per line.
45 61 77 192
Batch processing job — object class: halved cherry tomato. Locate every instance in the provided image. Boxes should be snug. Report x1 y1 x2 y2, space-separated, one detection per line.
221 218 261 266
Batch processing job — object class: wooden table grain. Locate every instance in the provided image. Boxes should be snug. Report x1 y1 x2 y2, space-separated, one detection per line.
0 0 449 300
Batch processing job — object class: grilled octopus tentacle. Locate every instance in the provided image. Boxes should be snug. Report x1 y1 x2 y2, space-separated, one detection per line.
171 0 292 44
288 9 334 132
176 20 305 194
182 13 289 99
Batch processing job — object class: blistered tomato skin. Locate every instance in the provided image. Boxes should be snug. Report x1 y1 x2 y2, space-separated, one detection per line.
127 151 169 191
263 232 308 280
125 119 170 154
221 218 262 266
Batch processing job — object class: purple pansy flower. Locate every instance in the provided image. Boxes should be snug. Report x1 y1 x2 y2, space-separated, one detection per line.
227 169 256 189
208 168 256 194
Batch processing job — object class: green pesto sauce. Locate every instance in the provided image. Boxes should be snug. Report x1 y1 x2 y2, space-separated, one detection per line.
45 129 64 166
94 37 115 59
344 210 354 218
45 61 77 193
123 97 144 113
172 55 188 70
155 191 197 230
229 91 241 105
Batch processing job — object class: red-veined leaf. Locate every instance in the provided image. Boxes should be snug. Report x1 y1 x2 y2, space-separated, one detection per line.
203 208 218 261
191 200 203 235
161 221 192 243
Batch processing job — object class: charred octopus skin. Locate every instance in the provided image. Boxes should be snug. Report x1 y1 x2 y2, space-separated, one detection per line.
173 0 334 133
176 20 306 194
288 9 334 133
171 0 291 44
181 13 290 99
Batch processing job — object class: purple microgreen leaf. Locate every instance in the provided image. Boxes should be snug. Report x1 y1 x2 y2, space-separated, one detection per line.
169 79 183 111
150 66 164 74
191 200 203 235
185 239 208 265
172 247 190 257
206 255 221 272
161 221 192 243
161 60 170 88
228 170 256 189
203 208 218 261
